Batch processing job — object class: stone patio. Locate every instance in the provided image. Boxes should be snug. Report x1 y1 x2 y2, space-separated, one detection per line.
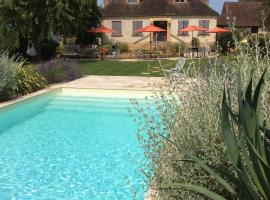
63 75 164 90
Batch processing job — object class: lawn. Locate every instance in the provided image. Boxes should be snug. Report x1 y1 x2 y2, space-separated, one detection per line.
79 60 176 77
79 56 235 77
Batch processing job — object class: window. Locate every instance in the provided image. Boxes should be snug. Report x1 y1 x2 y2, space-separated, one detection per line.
251 26 259 34
199 20 209 35
132 21 143 37
112 21 122 37
178 20 189 36
127 0 138 4
175 0 185 3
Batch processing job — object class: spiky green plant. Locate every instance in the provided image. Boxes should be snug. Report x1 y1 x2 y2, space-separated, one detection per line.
160 70 270 200
16 65 47 95
219 69 270 199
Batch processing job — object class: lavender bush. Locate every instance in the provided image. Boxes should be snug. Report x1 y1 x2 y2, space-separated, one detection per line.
38 58 82 84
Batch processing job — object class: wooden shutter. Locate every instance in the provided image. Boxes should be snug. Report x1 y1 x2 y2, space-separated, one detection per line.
199 20 209 35
112 21 122 37
178 20 189 36
133 21 143 37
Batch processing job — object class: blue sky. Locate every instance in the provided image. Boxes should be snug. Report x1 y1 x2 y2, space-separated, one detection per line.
97 0 238 14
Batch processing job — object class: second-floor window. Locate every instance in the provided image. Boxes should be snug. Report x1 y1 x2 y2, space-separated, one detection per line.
132 21 143 37
112 21 122 37
127 0 139 4
199 20 209 35
175 0 186 3
178 20 189 36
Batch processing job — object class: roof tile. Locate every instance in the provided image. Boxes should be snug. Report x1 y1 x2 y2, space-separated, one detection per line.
103 0 218 18
218 2 263 27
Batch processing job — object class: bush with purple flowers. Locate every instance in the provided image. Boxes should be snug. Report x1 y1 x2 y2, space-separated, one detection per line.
38 58 82 84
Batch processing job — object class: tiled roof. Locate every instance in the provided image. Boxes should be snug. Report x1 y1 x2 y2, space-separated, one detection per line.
103 0 218 18
218 2 263 27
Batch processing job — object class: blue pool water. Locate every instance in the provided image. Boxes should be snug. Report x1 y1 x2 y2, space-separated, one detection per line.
0 90 149 200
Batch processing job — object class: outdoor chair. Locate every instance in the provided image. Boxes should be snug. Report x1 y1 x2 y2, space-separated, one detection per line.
62 45 79 57
163 58 186 83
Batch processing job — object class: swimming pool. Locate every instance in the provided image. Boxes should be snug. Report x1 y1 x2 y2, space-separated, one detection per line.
0 89 150 200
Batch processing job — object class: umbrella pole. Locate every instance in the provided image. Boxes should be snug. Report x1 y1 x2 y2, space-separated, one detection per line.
150 33 152 58
101 34 104 60
192 31 194 58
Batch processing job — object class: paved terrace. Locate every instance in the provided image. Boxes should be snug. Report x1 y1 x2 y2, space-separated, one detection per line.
63 75 164 90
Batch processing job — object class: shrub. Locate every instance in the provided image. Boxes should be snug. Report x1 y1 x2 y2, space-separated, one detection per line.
167 42 186 56
16 65 47 95
132 30 270 199
116 42 129 53
217 32 234 53
41 39 59 60
0 52 47 101
38 58 82 84
0 52 21 100
248 34 270 57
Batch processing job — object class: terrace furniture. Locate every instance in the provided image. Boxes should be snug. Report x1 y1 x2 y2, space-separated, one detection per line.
61 44 80 57
163 58 186 82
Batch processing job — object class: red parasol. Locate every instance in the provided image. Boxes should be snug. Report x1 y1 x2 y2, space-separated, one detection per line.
180 25 208 32
207 27 230 33
87 25 117 60
135 25 167 33
179 25 208 39
87 26 117 33
135 25 166 57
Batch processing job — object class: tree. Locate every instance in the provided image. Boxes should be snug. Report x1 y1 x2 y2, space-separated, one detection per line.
0 0 101 57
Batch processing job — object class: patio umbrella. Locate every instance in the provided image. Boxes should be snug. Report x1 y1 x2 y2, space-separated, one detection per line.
207 27 230 33
179 25 208 57
87 25 117 60
179 25 208 39
135 25 166 57
207 27 231 50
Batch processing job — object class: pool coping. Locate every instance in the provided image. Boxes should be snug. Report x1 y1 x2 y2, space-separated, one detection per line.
0 75 163 109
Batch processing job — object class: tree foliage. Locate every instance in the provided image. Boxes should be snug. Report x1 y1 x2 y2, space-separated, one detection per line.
0 0 101 54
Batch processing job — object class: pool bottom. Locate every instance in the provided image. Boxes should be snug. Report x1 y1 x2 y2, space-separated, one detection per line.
0 89 150 200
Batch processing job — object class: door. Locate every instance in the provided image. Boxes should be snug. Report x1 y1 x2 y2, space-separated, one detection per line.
153 21 167 42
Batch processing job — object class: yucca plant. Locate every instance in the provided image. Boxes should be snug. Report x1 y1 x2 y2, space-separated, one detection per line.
151 70 270 200
219 69 270 199
175 70 270 199
16 65 47 95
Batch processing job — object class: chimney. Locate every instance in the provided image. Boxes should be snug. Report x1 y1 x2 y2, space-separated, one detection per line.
104 0 111 7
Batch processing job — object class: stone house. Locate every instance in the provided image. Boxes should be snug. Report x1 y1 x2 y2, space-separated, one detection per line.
102 0 219 48
218 1 264 34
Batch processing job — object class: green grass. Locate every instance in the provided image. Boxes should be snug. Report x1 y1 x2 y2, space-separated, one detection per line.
79 60 176 77
78 56 235 77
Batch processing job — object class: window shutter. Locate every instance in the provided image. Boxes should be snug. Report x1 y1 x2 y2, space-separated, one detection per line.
128 0 138 4
133 21 143 37
112 21 122 37
199 20 209 35
199 20 204 35
178 20 189 36
204 20 209 32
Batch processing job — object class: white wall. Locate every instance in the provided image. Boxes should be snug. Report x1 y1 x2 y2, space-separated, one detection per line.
103 18 151 44
170 17 217 45
102 16 217 47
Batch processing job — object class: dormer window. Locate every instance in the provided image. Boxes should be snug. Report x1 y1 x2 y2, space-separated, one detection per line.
175 0 186 3
127 0 139 4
